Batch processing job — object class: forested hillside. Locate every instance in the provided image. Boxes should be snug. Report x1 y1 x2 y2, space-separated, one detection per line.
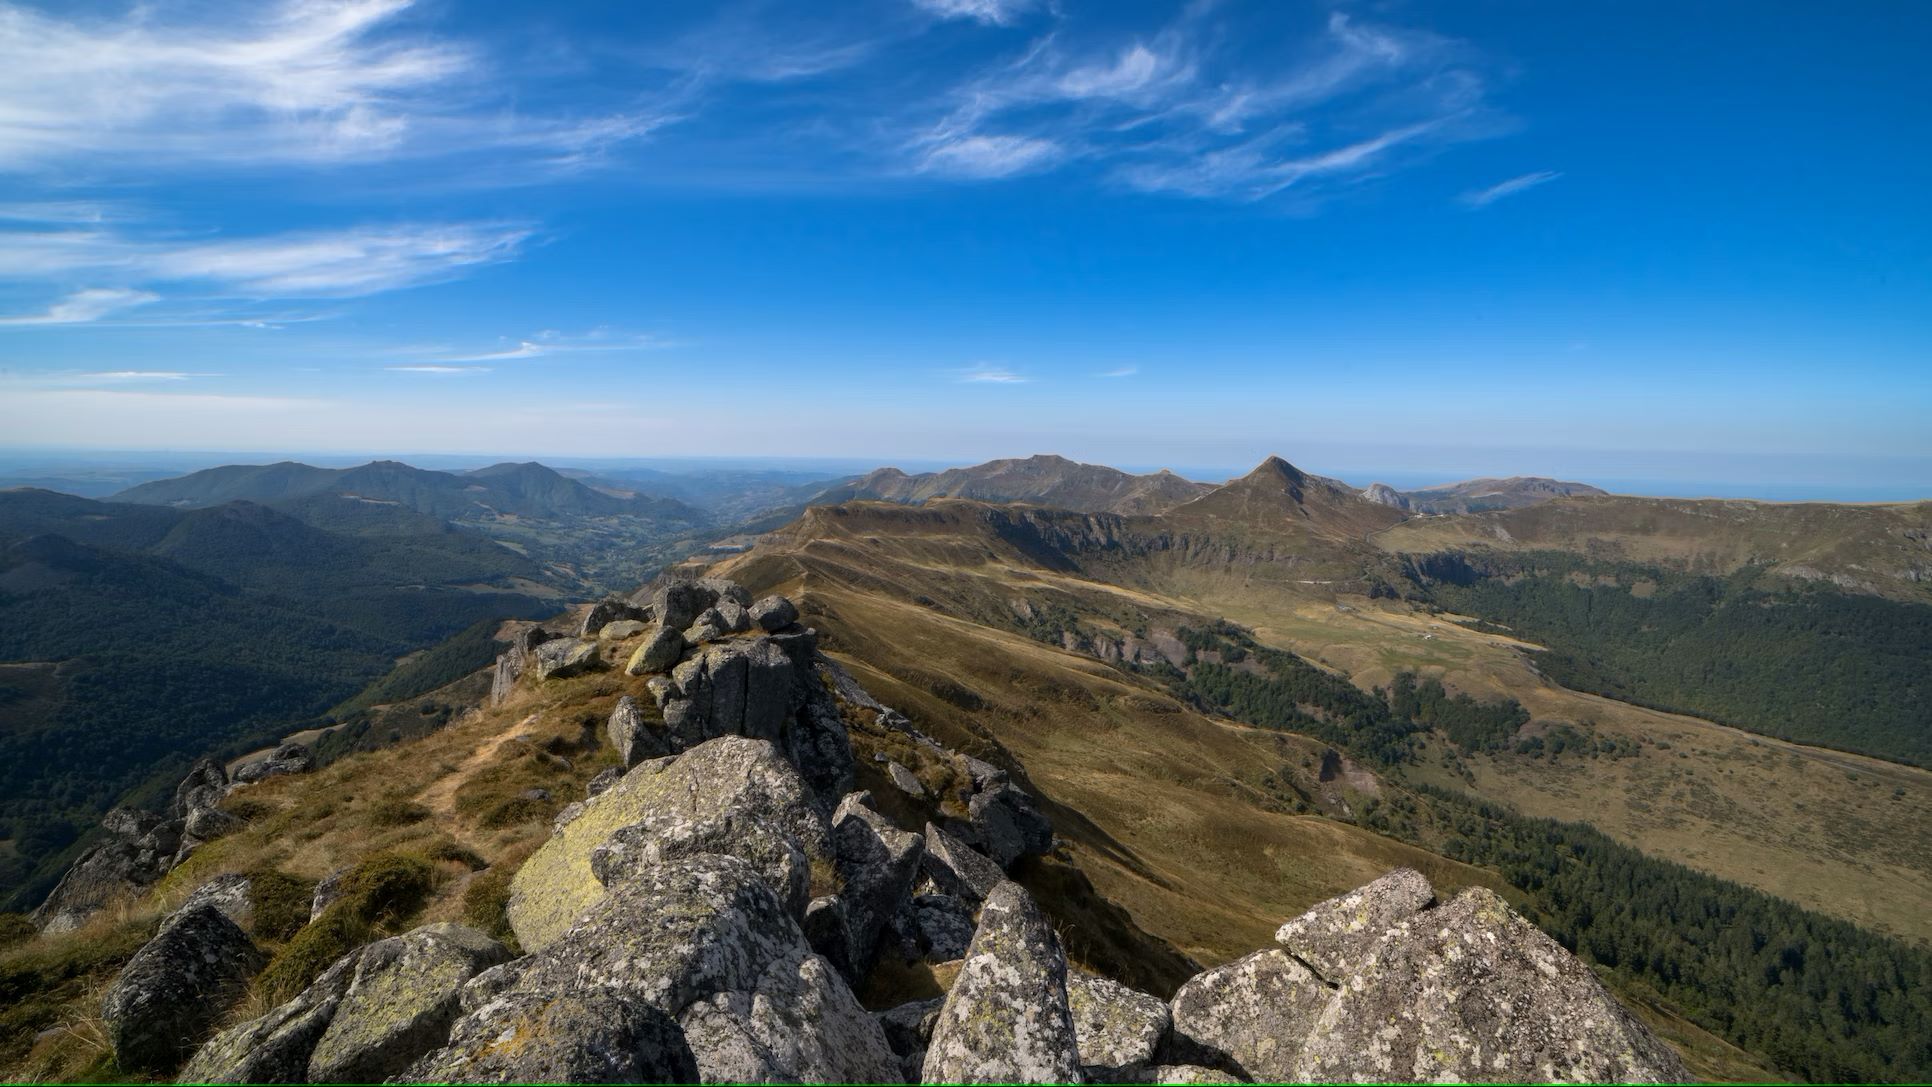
1409 551 1932 766
0 492 551 907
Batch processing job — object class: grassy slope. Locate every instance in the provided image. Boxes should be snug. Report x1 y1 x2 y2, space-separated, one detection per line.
715 519 1781 1080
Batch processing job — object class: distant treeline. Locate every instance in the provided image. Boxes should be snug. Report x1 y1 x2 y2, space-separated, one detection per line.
1411 552 1932 767
1167 625 1528 765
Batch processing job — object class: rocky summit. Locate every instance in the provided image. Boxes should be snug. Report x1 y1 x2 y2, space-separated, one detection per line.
50 576 1689 1084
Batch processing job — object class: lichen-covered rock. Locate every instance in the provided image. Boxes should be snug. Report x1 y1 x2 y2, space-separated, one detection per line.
923 822 1006 904
652 580 716 631
179 923 507 1083
626 624 686 676
684 607 727 645
172 873 253 930
582 597 649 637
305 923 511 1082
1296 888 1689 1084
31 835 173 934
968 782 1054 869
532 637 601 680
178 954 356 1084
231 742 313 784
1166 948 1328 1080
892 893 977 963
1273 866 1434 980
715 599 752 633
885 758 926 798
475 853 898 1083
310 868 348 922
1147 1063 1243 1083
506 736 830 951
103 904 263 1073
827 791 925 979
801 895 855 978
606 694 669 768
1067 969 1169 1081
402 989 698 1084
923 881 1083 1084
696 576 753 607
877 997 944 1082
170 758 229 819
598 618 649 641
593 810 811 919
489 625 556 705
585 766 621 798
748 594 799 632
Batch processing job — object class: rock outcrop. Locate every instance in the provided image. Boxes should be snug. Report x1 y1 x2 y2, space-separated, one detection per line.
1067 969 1169 1081
103 904 262 1073
33 756 280 934
923 880 1084 1084
531 637 601 680
606 693 668 767
582 597 650 637
1296 887 1687 1083
404 989 698 1084
231 741 313 784
448 853 899 1083
1167 948 1330 1079
180 923 509 1084
1273 865 1434 978
489 625 557 705
506 735 832 951
1167 871 1690 1084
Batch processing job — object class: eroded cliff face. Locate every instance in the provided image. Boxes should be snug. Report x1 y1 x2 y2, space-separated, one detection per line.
66 575 1686 1084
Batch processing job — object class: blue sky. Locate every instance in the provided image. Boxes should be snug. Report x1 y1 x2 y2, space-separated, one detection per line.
0 0 1927 495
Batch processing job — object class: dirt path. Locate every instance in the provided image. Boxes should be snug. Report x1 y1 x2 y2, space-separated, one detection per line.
415 711 537 822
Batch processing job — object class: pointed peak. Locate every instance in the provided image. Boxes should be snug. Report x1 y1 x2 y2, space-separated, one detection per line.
1243 455 1305 483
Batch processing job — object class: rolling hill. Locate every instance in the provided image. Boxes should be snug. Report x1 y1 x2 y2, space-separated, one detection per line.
1364 475 1608 514
814 454 1212 515
0 490 556 908
112 459 712 594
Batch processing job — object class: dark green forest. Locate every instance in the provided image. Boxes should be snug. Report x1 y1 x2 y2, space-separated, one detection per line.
1410 551 1931 766
0 493 549 908
1166 625 1528 764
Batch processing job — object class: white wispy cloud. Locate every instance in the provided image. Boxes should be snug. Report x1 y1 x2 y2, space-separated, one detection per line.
0 287 157 326
1097 366 1137 378
908 0 1036 27
437 329 672 363
920 134 1060 178
956 364 1027 383
0 222 531 298
0 0 667 173
73 370 210 382
1460 170 1562 207
387 365 491 375
898 8 1500 203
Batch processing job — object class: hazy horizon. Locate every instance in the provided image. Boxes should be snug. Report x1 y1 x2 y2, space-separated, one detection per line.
3 444 1926 504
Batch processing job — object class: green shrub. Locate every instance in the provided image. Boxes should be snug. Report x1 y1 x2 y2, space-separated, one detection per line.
460 867 517 951
245 870 316 944
368 797 430 828
425 839 488 871
253 851 435 1002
